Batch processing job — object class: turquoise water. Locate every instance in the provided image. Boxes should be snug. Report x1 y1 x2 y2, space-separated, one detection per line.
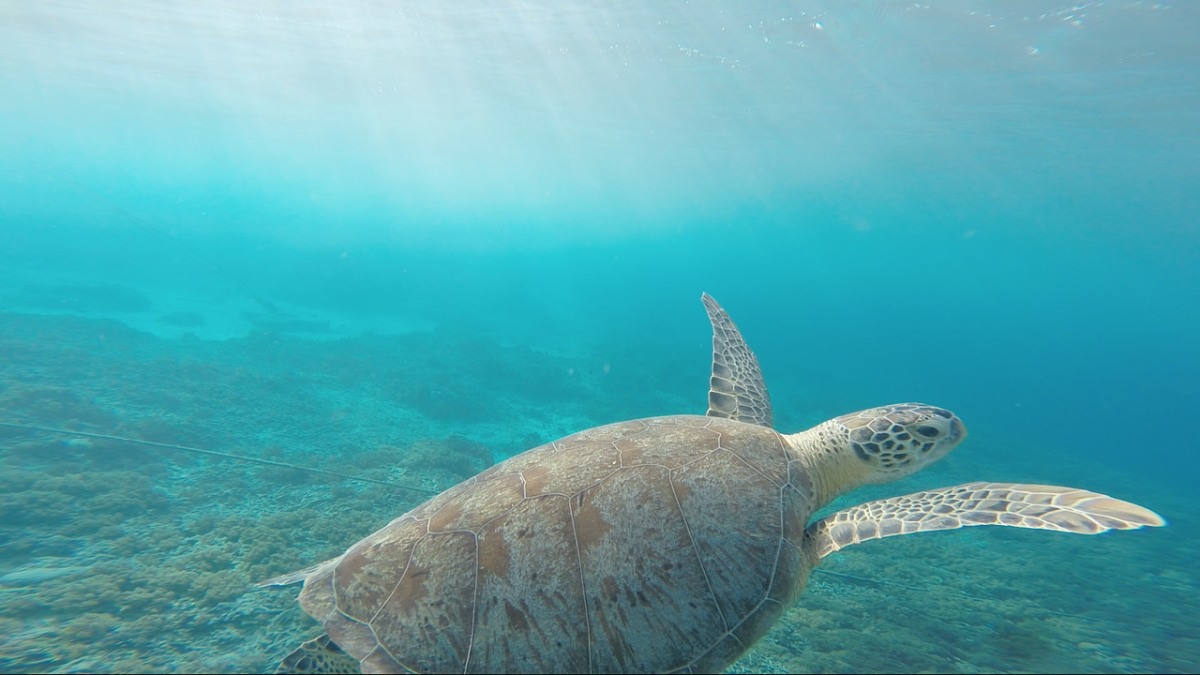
1 2 1197 673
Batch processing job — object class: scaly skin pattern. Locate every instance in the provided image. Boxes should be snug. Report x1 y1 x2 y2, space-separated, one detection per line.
786 403 966 510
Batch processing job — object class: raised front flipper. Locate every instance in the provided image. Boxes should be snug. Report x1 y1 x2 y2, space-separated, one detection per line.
805 481 1166 559
702 292 773 427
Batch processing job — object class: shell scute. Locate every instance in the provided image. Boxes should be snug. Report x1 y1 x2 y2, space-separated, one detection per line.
571 463 723 672
367 531 477 673
470 494 589 673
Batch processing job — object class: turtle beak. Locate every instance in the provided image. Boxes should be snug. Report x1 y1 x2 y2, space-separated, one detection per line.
948 416 967 444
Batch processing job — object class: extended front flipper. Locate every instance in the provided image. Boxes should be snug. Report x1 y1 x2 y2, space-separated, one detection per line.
805 481 1166 559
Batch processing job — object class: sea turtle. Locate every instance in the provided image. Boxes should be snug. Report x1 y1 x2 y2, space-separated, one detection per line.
261 293 1164 674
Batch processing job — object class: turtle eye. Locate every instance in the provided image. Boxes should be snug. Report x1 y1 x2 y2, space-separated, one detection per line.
915 425 941 438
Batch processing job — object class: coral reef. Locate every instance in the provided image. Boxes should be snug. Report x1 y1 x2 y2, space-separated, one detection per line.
0 310 1192 673
380 435 494 487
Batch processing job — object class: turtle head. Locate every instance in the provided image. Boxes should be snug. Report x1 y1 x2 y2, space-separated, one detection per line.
832 403 966 485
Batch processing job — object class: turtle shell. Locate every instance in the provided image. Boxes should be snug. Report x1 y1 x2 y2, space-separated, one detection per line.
294 415 816 673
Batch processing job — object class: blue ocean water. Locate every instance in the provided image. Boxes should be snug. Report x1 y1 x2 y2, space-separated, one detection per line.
1 2 1196 673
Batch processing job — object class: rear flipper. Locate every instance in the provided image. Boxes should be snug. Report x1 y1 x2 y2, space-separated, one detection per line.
805 481 1166 559
276 634 360 675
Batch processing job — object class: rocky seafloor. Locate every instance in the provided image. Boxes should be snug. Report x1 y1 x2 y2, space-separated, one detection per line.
0 310 1193 674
